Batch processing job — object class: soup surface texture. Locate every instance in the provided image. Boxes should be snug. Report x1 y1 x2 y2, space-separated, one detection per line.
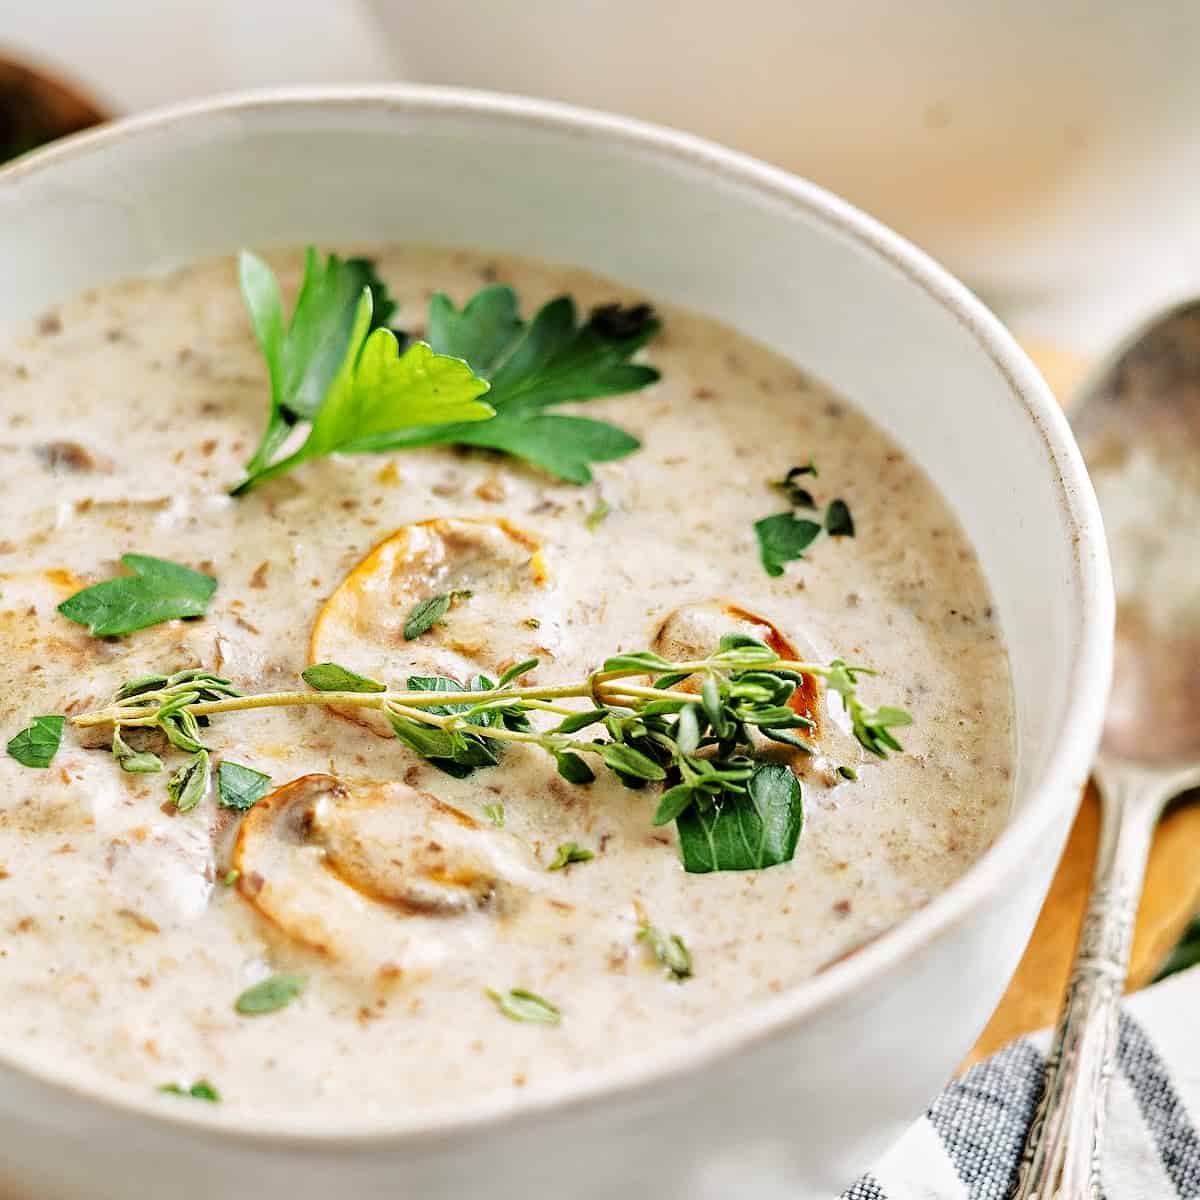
0 247 1012 1122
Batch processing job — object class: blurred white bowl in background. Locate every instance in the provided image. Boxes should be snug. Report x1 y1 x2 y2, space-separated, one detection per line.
363 0 1200 353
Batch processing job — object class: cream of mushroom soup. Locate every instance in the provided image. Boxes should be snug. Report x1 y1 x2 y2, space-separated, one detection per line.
0 246 1012 1119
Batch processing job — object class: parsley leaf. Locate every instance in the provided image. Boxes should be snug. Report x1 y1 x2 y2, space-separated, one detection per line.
216 760 272 811
5 715 65 768
772 463 819 508
359 291 660 484
825 498 855 537
753 513 823 577
547 841 594 870
428 284 523 374
486 987 561 1025
232 252 493 494
234 973 307 1016
58 554 216 637
301 662 386 693
237 249 398 471
675 763 803 873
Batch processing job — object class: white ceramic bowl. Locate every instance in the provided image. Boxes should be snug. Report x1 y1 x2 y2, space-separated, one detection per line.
0 87 1112 1200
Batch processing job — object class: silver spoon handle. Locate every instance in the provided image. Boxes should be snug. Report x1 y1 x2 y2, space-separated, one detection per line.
1009 764 1162 1200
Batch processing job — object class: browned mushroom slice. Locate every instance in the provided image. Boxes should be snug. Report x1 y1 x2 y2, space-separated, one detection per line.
232 774 543 965
309 517 560 735
651 599 821 731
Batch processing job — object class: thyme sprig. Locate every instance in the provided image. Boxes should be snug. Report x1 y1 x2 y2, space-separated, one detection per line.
73 634 912 872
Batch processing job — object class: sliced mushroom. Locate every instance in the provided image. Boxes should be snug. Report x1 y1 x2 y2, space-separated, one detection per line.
309 517 562 735
651 599 821 732
232 774 544 967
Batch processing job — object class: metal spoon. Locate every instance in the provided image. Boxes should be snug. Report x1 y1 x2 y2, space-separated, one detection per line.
1012 302 1200 1198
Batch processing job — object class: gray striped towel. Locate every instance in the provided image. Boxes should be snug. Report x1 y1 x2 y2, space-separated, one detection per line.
843 968 1200 1199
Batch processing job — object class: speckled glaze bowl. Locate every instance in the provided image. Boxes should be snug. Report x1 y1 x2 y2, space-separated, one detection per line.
0 87 1113 1199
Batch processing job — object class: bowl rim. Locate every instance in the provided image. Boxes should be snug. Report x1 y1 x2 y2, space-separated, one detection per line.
0 83 1114 1149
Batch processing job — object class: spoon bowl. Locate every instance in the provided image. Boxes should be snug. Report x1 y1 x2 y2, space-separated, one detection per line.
1074 301 1200 765
1013 303 1200 1198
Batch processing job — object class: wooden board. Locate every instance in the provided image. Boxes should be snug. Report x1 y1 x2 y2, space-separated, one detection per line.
963 338 1200 1065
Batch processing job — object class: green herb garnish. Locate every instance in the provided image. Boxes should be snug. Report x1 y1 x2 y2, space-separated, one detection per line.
301 662 387 693
223 869 240 887
166 750 210 813
585 499 612 530
356 286 662 484
823 660 912 757
482 803 505 828
548 842 594 870
75 636 909 873
675 762 803 873
58 555 216 637
487 987 561 1025
159 1080 220 1102
111 727 163 774
231 250 493 494
234 973 307 1016
758 466 856 573
825 499 855 538
402 589 472 641
772 462 819 508
403 594 451 640
637 918 692 980
216 761 272 811
5 715 65 768
753 512 823 577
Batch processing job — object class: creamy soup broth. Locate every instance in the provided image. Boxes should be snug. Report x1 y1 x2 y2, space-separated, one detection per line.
0 247 1012 1119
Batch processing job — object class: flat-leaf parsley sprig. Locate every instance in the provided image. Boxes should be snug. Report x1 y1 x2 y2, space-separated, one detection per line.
72 634 912 874
232 250 494 495
233 252 664 494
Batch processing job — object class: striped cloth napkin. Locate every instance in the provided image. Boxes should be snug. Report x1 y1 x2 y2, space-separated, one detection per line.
844 968 1200 1199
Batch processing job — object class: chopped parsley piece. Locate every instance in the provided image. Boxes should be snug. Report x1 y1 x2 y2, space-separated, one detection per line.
216 760 272 811
825 499 855 538
58 555 216 637
5 715 65 768
753 512 823 577
772 462 819 507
